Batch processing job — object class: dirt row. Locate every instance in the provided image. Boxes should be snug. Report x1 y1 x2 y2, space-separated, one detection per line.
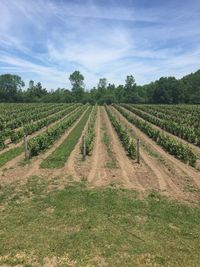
121 105 200 167
0 105 81 156
1 105 200 202
0 106 89 182
110 106 200 201
4 104 72 144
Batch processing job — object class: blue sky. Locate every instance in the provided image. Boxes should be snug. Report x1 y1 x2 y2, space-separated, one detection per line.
0 0 200 90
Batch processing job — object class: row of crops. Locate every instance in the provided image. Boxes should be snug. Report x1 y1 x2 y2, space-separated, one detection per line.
114 105 197 167
123 104 200 146
0 103 199 171
0 104 87 167
0 103 136 170
105 106 136 159
0 103 81 149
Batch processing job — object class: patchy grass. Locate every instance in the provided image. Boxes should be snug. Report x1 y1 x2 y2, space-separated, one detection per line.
0 146 23 168
102 128 118 169
0 177 200 266
40 107 92 169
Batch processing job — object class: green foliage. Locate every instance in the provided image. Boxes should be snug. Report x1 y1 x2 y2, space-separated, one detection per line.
0 74 25 102
106 106 136 159
115 105 197 167
0 134 6 150
28 106 87 157
9 104 80 144
41 106 92 168
84 106 97 156
1 69 200 104
122 104 200 146
69 70 85 102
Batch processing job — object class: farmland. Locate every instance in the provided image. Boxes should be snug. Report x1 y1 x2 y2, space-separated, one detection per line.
1 103 200 266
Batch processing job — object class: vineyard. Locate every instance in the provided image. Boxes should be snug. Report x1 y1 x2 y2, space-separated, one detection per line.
0 102 199 196
1 102 200 266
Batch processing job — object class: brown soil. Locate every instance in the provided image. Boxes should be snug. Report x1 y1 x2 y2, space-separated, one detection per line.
123 105 200 168
111 106 200 201
0 107 89 184
63 106 121 187
59 106 95 181
67 106 159 191
4 105 70 146
0 105 80 155
1 104 200 203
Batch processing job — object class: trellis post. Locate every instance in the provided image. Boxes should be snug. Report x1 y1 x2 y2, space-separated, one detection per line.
24 134 29 160
136 139 140 164
82 135 86 160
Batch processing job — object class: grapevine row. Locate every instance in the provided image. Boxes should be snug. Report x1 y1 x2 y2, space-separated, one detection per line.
10 104 80 144
114 105 197 167
27 105 88 158
122 104 200 146
83 105 97 156
41 106 92 168
0 103 69 132
132 104 200 130
106 106 136 159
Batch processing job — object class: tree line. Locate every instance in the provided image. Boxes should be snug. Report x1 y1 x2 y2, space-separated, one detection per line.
0 69 200 104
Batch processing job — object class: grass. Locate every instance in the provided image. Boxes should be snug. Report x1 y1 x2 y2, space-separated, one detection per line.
0 176 200 266
40 107 92 169
102 127 118 169
0 146 24 168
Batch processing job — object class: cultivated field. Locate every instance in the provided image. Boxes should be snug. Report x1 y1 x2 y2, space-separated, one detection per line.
1 103 200 266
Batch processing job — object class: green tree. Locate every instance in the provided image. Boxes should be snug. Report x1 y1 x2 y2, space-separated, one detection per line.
0 74 25 102
124 75 138 102
152 77 182 104
98 78 107 90
69 71 85 102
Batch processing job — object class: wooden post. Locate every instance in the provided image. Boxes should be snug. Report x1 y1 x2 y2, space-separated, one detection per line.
24 134 29 160
82 135 86 160
137 139 140 164
46 125 49 133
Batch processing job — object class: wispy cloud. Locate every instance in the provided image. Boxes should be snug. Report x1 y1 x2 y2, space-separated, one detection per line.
0 0 200 89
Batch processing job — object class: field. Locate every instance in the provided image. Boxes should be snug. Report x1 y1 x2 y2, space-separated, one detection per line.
1 103 200 266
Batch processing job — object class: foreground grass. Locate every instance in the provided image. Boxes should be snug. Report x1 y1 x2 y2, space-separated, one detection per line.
0 177 200 266
40 107 92 169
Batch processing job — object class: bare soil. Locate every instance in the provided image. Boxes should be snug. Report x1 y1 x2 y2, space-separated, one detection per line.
0 105 80 155
123 105 200 168
1 105 200 202
0 107 89 185
111 106 200 202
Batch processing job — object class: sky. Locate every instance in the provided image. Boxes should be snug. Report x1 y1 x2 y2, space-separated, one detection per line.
0 0 200 90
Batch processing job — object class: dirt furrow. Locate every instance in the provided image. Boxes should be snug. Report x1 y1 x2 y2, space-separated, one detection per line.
71 106 121 188
104 106 147 190
87 106 101 183
60 107 94 181
114 106 200 186
123 105 200 166
109 106 184 196
0 105 80 156
111 106 196 199
0 107 89 183
71 106 114 187
4 105 72 145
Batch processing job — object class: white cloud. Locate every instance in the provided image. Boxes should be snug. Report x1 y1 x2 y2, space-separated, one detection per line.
0 0 200 89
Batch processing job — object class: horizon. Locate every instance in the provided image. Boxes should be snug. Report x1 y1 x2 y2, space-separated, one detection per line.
0 0 200 90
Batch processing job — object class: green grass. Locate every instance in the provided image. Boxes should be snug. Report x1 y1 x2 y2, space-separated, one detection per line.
102 128 118 169
1 176 200 266
40 107 92 169
0 146 24 168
